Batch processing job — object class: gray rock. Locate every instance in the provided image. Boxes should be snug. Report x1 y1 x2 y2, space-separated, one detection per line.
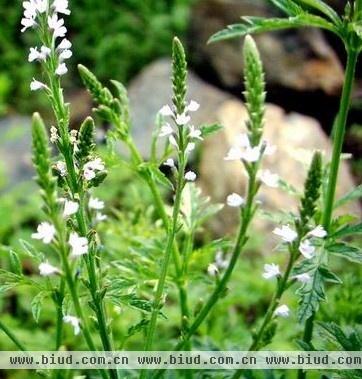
128 58 233 157
0 116 33 190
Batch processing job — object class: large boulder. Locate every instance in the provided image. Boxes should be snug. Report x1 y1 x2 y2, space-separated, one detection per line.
189 0 344 95
199 100 360 238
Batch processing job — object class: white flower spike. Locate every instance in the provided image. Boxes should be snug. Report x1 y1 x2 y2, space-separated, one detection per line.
274 304 290 318
32 222 56 244
226 193 245 207
273 225 298 243
262 263 280 280
63 315 81 336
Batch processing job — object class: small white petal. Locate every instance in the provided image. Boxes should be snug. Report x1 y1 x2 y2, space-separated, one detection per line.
262 263 280 280
32 222 56 244
293 273 311 284
175 113 190 126
69 232 88 258
185 171 197 182
187 100 200 112
163 158 175 168
185 142 195 154
207 263 218 276
259 170 279 188
241 146 261 163
308 225 327 238
299 240 316 259
159 124 173 137
159 105 174 117
57 38 72 50
273 225 298 243
63 200 79 217
274 304 290 318
225 147 243 161
55 63 68 76
30 79 48 91
39 262 60 276
226 193 245 207
89 197 104 210
63 315 80 336
59 49 72 61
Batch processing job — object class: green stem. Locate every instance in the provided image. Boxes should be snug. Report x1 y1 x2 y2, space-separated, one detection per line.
0 319 27 351
55 278 65 350
298 48 359 379
176 168 258 350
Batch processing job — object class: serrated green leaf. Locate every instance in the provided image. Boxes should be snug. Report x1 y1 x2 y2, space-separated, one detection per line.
293 0 340 24
31 291 49 323
200 124 223 137
270 0 304 16
332 223 362 239
327 242 362 264
334 185 362 209
209 15 336 43
9 251 22 276
318 266 342 284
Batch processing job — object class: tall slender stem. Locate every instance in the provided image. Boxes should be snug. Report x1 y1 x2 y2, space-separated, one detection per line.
0 319 27 351
298 48 359 379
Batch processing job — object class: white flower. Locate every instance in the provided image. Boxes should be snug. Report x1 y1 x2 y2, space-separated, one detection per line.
159 105 174 117
28 47 40 62
30 78 48 91
175 113 190 126
53 0 70 15
34 0 48 13
48 14 67 38
188 125 203 140
50 126 59 143
55 63 68 76
69 232 88 258
225 147 243 161
63 315 80 336
273 225 298 243
308 225 327 238
159 124 173 137
163 158 175 168
63 200 79 217
215 251 229 269
84 158 105 172
57 38 72 50
242 146 261 162
59 49 72 61
39 262 60 276
186 100 200 112
89 197 104 210
226 193 245 207
262 263 280 280
299 240 316 259
207 263 218 276
55 161 67 176
83 158 105 181
259 170 279 188
22 1 37 18
185 142 195 154
293 273 311 284
96 213 107 222
21 17 37 32
274 304 290 318
32 222 56 244
185 171 197 182
40 46 51 59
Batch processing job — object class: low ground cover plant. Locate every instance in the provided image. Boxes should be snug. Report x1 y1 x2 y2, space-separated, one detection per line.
0 1 362 379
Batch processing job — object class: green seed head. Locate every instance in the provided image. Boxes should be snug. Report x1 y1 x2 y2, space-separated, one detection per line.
172 37 188 115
